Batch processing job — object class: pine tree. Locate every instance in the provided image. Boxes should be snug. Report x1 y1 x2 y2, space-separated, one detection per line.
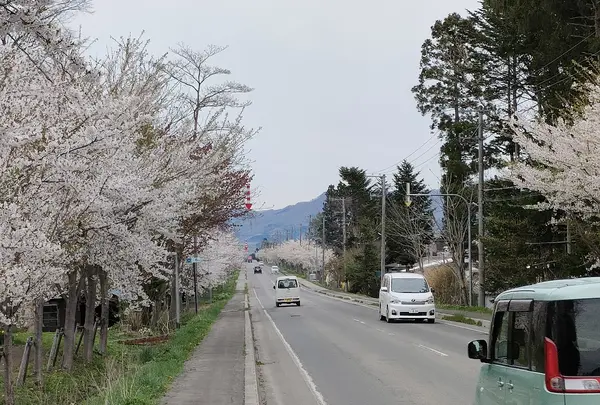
387 160 434 268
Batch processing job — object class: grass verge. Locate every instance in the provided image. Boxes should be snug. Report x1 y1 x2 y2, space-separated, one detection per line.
85 270 239 405
442 314 483 327
437 304 492 314
2 270 239 405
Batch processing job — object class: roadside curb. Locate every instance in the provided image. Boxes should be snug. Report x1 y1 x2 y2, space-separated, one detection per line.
244 284 260 405
298 282 491 330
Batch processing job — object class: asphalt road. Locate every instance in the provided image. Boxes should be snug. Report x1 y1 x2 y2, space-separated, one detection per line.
247 264 486 405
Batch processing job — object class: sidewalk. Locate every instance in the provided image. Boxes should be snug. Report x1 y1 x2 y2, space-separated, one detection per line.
293 275 492 329
161 273 247 405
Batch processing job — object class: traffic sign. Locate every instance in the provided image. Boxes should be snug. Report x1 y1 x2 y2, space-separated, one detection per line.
185 257 202 264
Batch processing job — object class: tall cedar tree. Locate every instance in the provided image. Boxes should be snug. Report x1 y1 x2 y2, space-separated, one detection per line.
387 160 434 267
467 0 599 289
412 13 482 296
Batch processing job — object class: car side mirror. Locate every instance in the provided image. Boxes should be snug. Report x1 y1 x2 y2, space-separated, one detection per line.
468 339 489 362
380 286 388 293
273 285 276 289
430 288 435 293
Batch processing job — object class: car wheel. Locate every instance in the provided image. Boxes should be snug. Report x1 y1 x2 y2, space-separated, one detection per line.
379 305 385 321
275 303 280 307
385 306 392 323
427 318 435 324
296 301 301 306
415 319 424 323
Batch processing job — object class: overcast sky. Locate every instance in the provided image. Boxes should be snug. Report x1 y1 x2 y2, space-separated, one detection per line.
72 0 480 209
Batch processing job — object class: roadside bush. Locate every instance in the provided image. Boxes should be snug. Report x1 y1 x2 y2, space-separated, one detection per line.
424 265 462 305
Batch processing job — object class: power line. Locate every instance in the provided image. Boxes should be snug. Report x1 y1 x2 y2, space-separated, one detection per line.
374 132 439 174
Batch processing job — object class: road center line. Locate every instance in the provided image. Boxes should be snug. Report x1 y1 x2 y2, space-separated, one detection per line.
252 287 328 405
417 344 448 357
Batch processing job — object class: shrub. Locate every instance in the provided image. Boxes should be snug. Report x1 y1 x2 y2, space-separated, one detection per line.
424 264 463 305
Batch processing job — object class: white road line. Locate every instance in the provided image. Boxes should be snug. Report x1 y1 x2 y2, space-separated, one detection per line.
252 288 328 405
376 328 384 332
388 333 395 336
417 344 448 357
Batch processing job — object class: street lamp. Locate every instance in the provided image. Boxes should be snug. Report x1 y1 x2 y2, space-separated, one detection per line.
406 184 476 306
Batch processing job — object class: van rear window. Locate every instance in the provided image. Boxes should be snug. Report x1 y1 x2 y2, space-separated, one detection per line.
549 298 600 376
278 279 298 288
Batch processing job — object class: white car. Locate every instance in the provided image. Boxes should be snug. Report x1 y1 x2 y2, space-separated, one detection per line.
271 265 280 274
273 275 300 306
378 272 435 323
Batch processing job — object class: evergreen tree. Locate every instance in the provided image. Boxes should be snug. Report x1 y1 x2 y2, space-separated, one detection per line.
483 179 592 293
387 160 434 268
321 185 343 253
347 222 380 297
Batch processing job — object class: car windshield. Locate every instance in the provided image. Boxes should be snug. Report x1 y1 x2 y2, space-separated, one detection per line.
551 298 600 376
278 279 298 288
390 277 429 293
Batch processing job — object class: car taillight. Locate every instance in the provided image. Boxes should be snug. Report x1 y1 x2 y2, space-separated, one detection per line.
544 337 600 393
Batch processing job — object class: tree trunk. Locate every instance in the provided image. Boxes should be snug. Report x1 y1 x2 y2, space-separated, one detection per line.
33 299 44 385
169 272 176 321
3 323 15 405
83 271 97 361
98 270 109 355
62 270 82 370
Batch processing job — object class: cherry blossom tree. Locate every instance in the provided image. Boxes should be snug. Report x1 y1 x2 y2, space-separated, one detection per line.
509 83 600 269
0 9 256 398
511 84 600 217
261 240 335 275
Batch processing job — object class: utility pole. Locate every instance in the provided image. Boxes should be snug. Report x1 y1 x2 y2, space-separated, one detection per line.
329 197 348 291
192 235 199 314
299 223 302 245
322 214 326 282
342 198 347 292
477 109 485 308
175 253 181 328
367 174 387 285
380 175 387 285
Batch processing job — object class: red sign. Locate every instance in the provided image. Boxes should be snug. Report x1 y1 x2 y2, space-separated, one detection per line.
244 244 248 251
245 183 252 210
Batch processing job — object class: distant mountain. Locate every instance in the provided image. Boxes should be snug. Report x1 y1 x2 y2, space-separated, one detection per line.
234 193 326 249
234 189 444 249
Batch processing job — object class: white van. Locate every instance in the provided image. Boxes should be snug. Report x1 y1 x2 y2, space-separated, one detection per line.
273 276 300 307
379 272 435 323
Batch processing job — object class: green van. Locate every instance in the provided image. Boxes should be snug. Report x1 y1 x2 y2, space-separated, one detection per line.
467 277 600 404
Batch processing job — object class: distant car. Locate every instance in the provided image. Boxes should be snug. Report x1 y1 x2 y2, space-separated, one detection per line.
271 265 280 274
258 261 264 266
254 266 262 274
